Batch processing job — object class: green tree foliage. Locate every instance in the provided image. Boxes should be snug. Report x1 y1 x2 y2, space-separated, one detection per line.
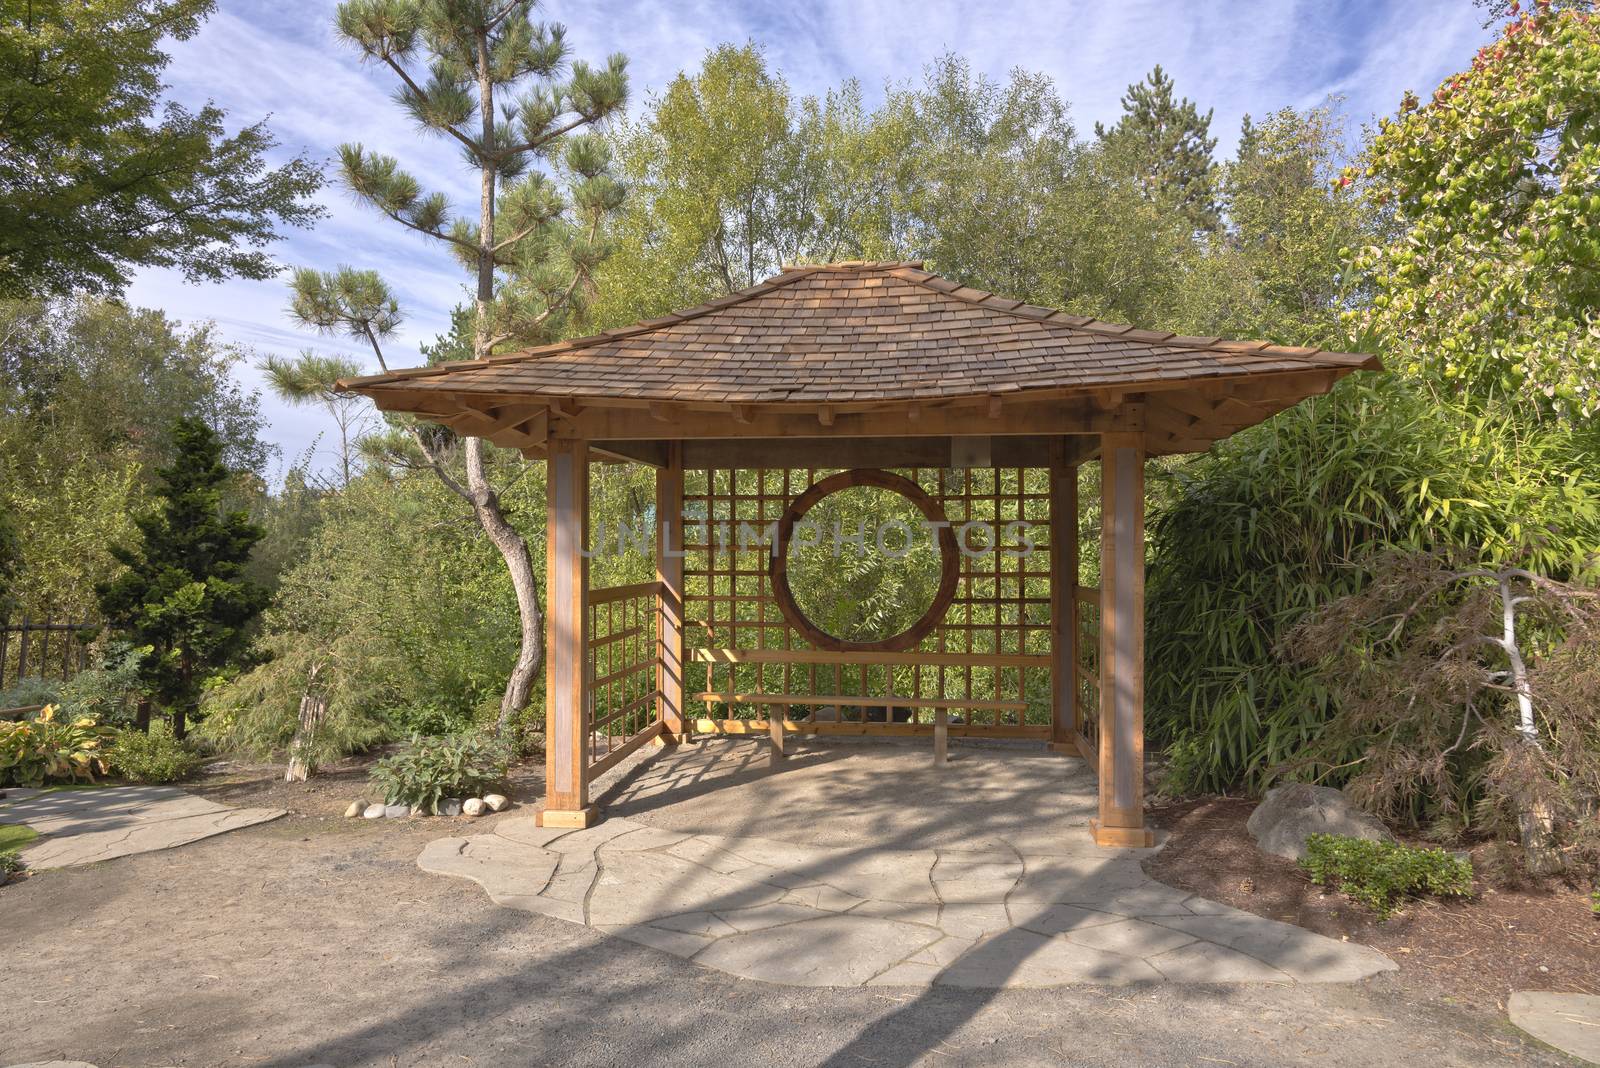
0 296 271 617
260 351 370 487
96 417 269 737
1094 65 1221 233
0 495 18 616
1346 4 1600 419
0 0 323 297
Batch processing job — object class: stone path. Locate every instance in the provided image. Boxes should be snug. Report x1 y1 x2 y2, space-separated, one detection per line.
0 785 283 869
1509 992 1600 1064
419 813 1396 988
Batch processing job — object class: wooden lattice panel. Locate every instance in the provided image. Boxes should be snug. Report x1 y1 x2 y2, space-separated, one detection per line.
681 466 1055 737
585 581 662 776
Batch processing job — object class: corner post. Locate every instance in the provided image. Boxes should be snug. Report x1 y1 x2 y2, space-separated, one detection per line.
1093 432 1152 847
1047 437 1079 755
655 442 688 743
541 435 596 828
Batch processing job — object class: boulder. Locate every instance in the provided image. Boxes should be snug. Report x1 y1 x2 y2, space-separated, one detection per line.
463 797 487 816
383 803 409 819
344 799 368 819
362 803 387 819
440 798 463 817
1247 782 1394 861
483 793 509 813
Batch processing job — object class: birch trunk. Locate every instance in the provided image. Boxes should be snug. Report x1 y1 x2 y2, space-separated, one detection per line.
285 664 328 783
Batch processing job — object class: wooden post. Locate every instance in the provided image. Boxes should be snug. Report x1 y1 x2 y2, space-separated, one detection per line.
540 436 596 829
934 706 948 764
769 708 785 760
1047 438 1078 755
1092 432 1153 847
655 442 688 744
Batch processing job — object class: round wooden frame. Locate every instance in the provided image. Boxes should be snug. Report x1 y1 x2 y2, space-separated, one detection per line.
770 469 960 653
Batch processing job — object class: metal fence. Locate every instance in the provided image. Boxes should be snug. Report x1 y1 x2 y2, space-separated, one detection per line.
0 614 98 691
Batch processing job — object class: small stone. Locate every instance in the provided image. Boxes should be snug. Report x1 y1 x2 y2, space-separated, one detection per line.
383 803 408 818
463 797 487 816
484 793 509 812
440 798 463 817
362 803 386 819
344 799 368 818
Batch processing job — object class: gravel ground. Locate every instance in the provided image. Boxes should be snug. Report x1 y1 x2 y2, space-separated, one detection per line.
0 739 1581 1068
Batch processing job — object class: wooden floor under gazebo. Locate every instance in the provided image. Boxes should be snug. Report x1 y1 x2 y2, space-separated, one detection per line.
343 261 1378 847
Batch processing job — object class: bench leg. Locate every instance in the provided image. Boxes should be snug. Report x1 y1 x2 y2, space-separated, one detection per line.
934 707 948 764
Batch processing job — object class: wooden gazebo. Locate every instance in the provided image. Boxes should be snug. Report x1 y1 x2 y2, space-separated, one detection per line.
343 262 1378 846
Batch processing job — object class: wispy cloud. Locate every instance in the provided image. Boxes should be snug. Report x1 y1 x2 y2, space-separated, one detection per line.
125 0 1493 480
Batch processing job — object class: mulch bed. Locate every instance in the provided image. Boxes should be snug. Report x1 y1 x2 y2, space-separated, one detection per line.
1144 796 1600 1010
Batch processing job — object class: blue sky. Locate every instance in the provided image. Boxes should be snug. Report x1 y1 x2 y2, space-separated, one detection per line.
125 0 1495 480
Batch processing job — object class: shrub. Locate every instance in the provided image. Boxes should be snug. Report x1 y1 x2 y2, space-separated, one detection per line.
1299 833 1474 918
368 732 510 814
0 705 115 787
58 641 149 727
106 722 202 783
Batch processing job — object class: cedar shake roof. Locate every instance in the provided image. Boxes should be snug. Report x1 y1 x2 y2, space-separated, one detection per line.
339 261 1379 406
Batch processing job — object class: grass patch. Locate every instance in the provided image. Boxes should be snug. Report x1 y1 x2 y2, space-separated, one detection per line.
0 822 39 855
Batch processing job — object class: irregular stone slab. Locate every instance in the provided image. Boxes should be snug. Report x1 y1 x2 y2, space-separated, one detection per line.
417 835 559 905
1064 918 1198 957
939 928 1163 987
1147 913 1396 983
930 852 1022 903
907 934 976 967
781 884 861 911
1147 940 1291 983
814 852 940 903
696 914 939 987
867 961 944 986
19 806 284 869
649 911 738 937
667 837 755 873
1007 902 1125 935
587 851 786 927
0 785 223 835
1007 855 1150 903
1508 991 1600 1064
604 826 691 852
846 898 943 929
936 902 1012 939
599 924 711 960
494 816 577 849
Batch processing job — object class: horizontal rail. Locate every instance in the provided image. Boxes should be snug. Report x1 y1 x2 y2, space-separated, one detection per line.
1074 585 1099 605
693 648 1048 668
587 720 665 778
691 717 1049 740
587 581 662 606
697 691 1028 712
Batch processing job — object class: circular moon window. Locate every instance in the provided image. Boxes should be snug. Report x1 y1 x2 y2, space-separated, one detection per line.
771 470 958 652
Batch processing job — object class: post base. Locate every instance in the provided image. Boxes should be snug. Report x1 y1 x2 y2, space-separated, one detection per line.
538 806 599 829
654 731 697 746
1090 818 1154 848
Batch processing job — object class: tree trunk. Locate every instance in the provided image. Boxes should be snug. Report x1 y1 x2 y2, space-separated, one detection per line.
285 665 328 783
463 437 544 735
134 696 151 733
1518 799 1562 876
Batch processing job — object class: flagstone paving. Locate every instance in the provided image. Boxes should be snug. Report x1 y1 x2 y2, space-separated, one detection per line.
418 807 1396 988
0 785 284 869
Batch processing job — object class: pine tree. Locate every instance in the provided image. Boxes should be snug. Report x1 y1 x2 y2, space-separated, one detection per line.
300 0 628 732
96 417 268 738
1095 65 1220 233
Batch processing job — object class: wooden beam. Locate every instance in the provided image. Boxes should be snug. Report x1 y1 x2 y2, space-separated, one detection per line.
817 405 834 427
1048 438 1079 754
655 443 687 744
1092 432 1152 848
679 435 1090 470
592 440 669 467
540 435 595 829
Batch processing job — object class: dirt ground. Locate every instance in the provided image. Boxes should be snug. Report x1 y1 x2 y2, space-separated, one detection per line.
1144 795 1600 1012
0 741 1586 1067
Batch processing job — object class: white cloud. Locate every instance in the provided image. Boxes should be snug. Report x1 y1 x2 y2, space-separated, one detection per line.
125 0 1493 481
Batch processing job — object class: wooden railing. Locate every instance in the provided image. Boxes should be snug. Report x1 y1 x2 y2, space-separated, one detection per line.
585 582 664 777
1073 585 1101 759
0 614 97 690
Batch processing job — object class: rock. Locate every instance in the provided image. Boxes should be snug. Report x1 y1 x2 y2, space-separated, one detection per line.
463 797 486 816
1247 783 1394 861
483 793 509 812
344 799 368 819
410 805 431 817
383 803 409 819
441 798 463 817
362 803 386 819
1509 991 1600 1064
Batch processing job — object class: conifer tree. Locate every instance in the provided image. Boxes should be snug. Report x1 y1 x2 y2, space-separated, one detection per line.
1095 65 1220 233
302 0 628 731
97 417 268 738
